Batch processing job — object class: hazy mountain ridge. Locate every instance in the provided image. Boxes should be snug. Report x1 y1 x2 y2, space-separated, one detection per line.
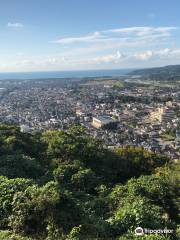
129 65 180 80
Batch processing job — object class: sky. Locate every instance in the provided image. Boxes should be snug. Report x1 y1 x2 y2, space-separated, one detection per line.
0 0 180 72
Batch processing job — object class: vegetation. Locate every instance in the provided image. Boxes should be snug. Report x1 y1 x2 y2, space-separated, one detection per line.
80 79 124 88
129 64 180 81
0 124 179 240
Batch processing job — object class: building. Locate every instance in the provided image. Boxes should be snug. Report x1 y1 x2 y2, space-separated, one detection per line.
92 116 118 128
149 107 164 122
162 108 175 123
149 107 175 123
20 124 32 133
76 110 86 117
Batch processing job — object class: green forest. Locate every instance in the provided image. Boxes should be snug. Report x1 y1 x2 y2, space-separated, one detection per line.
0 124 179 240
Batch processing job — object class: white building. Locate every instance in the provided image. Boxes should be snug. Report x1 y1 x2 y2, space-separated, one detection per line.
20 124 31 133
92 116 117 128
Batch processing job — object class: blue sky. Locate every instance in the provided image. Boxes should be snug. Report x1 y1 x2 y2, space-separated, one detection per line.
0 0 180 72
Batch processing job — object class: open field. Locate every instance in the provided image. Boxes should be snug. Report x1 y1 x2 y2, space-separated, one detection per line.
80 79 124 87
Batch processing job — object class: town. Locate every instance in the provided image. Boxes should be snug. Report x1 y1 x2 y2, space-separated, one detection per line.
0 75 179 161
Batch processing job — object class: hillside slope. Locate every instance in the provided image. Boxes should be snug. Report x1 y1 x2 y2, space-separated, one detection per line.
0 124 179 240
129 65 180 80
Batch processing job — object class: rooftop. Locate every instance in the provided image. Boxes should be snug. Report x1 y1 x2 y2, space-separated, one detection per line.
94 116 115 122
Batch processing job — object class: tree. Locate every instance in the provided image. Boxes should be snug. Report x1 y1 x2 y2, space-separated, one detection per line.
0 154 43 179
109 195 167 235
9 181 84 238
0 124 178 240
115 146 169 178
53 161 99 193
0 176 33 228
0 231 32 240
118 234 171 240
42 125 103 163
108 172 178 238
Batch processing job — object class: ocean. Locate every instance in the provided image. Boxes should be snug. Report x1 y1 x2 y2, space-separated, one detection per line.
0 69 132 80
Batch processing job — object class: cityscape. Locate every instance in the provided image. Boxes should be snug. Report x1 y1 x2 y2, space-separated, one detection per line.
0 72 179 161
0 0 179 239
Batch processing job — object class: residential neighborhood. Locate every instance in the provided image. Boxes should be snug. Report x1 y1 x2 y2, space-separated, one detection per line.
0 76 179 161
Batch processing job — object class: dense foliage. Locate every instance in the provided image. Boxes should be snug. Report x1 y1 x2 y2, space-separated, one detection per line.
0 124 179 239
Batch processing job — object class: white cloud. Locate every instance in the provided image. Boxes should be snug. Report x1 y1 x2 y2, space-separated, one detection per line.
92 51 126 64
7 22 24 28
51 26 178 58
134 50 154 60
53 26 177 45
134 48 180 61
1 47 180 72
104 26 177 35
47 58 59 65
52 31 101 44
46 56 68 65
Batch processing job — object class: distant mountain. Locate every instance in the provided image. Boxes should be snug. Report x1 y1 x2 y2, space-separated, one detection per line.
129 64 180 80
